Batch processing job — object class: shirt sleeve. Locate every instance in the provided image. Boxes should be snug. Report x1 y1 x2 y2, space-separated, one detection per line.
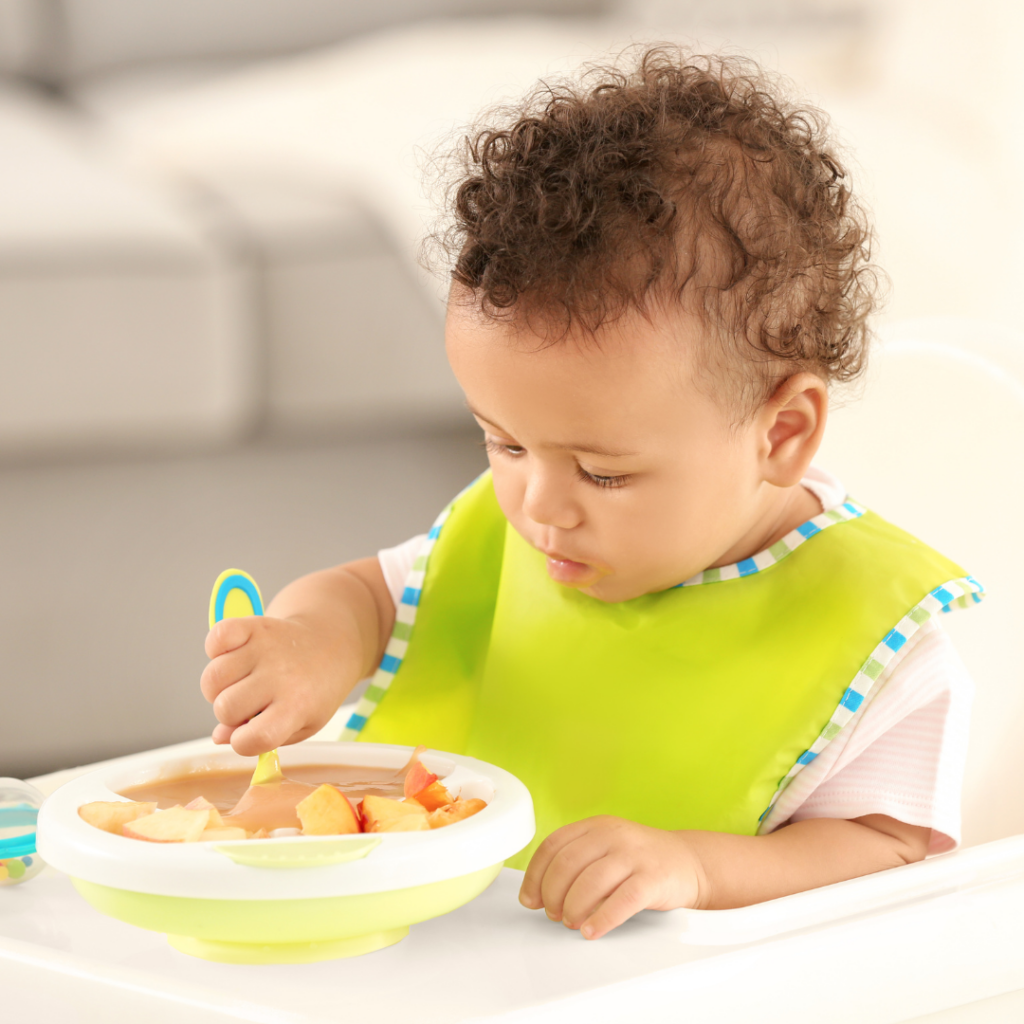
768 620 974 854
377 534 429 608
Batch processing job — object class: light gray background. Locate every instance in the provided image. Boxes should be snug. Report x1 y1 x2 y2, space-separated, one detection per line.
0 428 485 776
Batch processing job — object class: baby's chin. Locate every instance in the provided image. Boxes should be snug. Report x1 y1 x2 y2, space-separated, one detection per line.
578 574 658 604
579 566 697 603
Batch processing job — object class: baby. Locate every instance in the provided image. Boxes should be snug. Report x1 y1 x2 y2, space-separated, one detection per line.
201 49 981 940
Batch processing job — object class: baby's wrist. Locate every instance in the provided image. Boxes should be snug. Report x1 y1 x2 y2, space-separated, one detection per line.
671 830 714 910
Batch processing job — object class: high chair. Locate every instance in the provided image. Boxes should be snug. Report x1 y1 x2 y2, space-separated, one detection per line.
819 316 1024 849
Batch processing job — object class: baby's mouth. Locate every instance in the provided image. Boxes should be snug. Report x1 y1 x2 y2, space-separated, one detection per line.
544 553 599 586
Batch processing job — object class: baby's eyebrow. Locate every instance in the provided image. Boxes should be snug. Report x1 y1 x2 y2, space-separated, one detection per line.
469 407 637 459
553 441 638 459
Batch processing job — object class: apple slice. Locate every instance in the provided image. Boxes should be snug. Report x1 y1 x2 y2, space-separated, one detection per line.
427 798 487 829
185 796 225 828
296 784 361 835
361 794 430 833
123 806 211 843
408 780 454 812
78 801 157 835
404 759 439 800
200 826 248 842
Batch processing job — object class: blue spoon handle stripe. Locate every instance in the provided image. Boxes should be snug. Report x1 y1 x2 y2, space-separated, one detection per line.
213 573 264 623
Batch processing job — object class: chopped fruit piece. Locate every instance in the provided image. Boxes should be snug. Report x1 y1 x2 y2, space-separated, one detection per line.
200 826 248 842
123 806 211 843
78 801 157 835
409 780 454 812
404 760 439 799
249 828 270 839
427 798 487 829
361 794 430 833
296 784 361 836
185 797 224 828
395 745 428 779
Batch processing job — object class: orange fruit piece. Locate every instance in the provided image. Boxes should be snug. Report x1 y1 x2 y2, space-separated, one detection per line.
123 806 211 843
427 798 487 829
409 781 454 812
362 795 430 832
296 784 361 835
78 801 157 835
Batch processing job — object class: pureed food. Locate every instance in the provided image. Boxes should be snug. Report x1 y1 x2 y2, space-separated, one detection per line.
122 764 404 810
120 765 403 831
77 750 488 842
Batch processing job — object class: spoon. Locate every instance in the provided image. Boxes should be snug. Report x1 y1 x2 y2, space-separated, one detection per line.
209 569 284 787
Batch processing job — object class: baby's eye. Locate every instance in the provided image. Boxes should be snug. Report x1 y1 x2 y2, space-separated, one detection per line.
578 466 629 489
483 438 526 458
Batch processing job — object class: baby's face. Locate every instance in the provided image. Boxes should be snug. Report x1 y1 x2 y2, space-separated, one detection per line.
446 302 802 603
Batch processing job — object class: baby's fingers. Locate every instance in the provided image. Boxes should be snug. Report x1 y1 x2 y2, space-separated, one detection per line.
538 834 610 924
200 645 257 704
561 856 632 931
211 722 235 745
205 617 256 659
580 874 655 940
228 703 297 758
520 819 595 910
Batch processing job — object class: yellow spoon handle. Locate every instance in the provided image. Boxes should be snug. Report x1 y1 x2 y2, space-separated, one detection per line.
209 569 283 786
251 750 283 786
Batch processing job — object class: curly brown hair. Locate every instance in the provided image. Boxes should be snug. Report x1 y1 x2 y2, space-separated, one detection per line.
432 46 882 410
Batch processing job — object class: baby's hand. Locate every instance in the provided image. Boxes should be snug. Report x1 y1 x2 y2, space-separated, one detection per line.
201 614 354 756
518 816 706 939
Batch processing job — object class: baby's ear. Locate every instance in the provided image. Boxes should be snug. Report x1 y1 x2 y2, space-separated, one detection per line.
760 373 828 486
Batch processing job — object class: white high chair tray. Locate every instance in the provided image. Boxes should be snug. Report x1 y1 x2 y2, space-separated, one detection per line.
4 732 1024 1024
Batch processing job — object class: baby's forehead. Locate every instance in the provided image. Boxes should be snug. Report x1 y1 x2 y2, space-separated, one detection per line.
445 298 754 446
445 292 767 419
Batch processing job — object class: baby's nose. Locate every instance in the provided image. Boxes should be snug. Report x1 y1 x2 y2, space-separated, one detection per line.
522 474 583 531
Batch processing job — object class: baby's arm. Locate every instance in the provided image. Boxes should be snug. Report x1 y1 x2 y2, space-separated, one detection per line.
520 814 930 940
200 558 396 756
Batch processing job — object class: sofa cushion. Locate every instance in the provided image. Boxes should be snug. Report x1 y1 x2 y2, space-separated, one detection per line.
21 0 606 82
0 84 254 454
71 20 617 436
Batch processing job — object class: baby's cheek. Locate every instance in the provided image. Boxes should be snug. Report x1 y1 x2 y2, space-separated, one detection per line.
490 465 528 527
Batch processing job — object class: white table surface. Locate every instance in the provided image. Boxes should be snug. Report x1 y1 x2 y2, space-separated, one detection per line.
4 735 1024 1024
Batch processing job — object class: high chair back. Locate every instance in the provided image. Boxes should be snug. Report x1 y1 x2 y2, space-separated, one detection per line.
818 317 1024 847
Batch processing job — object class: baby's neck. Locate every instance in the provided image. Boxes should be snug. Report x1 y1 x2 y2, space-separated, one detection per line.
709 484 822 571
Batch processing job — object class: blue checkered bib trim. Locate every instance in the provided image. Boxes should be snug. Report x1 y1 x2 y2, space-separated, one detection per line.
343 495 984 829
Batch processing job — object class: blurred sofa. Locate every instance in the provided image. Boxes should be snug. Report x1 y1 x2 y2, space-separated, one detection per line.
3 0 1020 456
0 0 606 455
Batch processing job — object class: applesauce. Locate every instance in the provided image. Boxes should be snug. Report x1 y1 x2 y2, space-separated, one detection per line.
119 765 407 832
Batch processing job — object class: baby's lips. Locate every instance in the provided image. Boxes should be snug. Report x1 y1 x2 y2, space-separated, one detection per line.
545 556 597 585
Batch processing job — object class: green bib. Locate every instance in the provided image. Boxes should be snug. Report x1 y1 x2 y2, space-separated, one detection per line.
344 474 982 868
